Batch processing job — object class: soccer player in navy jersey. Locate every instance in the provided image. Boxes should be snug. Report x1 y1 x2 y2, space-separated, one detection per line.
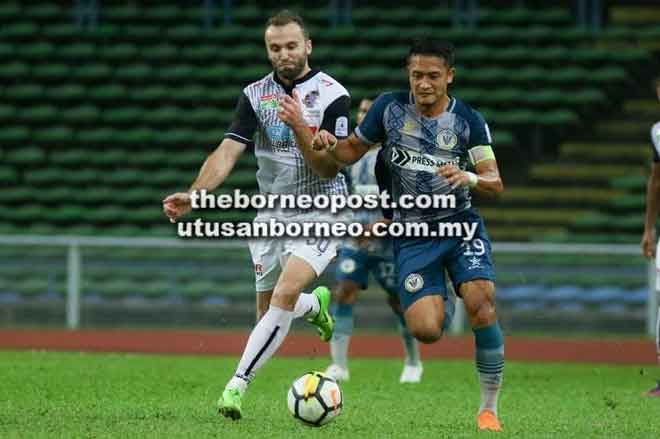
280 38 505 431
641 76 660 397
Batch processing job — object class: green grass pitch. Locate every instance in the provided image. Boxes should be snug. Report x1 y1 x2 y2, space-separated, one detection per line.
1 351 659 438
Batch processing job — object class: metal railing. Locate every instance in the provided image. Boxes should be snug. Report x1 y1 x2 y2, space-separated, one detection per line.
0 235 655 335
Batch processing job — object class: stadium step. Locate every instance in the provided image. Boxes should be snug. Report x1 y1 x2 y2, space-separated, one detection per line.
529 164 646 184
496 186 625 208
610 6 660 25
594 120 656 139
558 142 650 163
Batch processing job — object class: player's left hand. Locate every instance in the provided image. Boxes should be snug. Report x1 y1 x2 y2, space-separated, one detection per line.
437 164 471 190
277 90 305 129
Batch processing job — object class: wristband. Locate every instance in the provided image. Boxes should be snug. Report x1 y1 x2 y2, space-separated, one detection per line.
466 171 478 188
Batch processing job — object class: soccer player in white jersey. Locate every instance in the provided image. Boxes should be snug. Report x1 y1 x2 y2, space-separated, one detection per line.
162 10 351 419
324 99 424 384
641 76 660 397
281 38 505 432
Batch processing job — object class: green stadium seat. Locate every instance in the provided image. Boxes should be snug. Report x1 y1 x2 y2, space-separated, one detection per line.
0 43 14 59
17 105 58 125
24 3 62 22
126 207 162 225
100 43 138 63
100 169 144 187
0 126 30 144
0 61 28 81
170 85 207 104
89 149 130 167
122 25 161 43
185 107 222 127
0 3 20 23
60 105 100 126
89 84 128 102
103 5 140 24
129 85 168 104
20 42 56 61
0 22 39 42
143 5 182 24
181 44 219 63
141 43 179 63
33 126 74 146
101 107 142 126
47 206 86 225
87 24 121 42
5 146 45 165
50 149 91 166
115 63 153 83
5 84 44 103
0 187 31 205
166 25 203 44
41 23 78 42
46 84 86 103
70 64 113 84
78 128 118 146
83 207 125 225
0 104 18 122
158 64 195 83
0 167 19 184
72 187 117 205
114 128 154 146
195 65 232 85
141 106 180 126
56 43 96 62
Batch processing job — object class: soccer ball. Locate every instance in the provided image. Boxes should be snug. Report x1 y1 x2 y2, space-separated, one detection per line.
287 371 343 426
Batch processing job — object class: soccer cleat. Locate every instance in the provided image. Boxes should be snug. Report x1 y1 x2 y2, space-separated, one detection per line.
217 388 243 420
477 410 502 432
645 381 660 397
399 363 423 383
324 363 350 382
308 286 334 342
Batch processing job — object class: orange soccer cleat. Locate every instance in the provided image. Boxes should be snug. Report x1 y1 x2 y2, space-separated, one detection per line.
477 410 503 432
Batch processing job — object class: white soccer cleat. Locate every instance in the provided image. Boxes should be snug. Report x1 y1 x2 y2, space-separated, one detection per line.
324 364 350 382
399 363 423 383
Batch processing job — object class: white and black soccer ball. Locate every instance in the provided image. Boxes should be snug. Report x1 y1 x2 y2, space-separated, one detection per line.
287 371 343 427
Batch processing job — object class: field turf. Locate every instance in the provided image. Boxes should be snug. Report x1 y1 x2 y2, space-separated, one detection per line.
1 351 659 438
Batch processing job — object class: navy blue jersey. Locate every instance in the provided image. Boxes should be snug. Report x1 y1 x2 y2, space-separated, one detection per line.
356 92 493 222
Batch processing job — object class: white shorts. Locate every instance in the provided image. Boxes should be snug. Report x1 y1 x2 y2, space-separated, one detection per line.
247 213 344 292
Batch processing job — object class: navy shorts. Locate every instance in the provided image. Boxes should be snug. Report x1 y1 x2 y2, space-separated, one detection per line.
394 209 496 311
335 247 397 296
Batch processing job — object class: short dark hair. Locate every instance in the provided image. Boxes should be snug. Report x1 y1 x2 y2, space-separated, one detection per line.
265 10 309 40
407 38 455 68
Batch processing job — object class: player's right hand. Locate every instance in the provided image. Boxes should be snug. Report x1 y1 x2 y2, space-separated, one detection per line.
312 130 338 151
162 192 192 223
642 228 657 259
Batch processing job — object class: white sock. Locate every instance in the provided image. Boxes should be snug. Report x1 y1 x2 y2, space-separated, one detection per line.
398 320 420 366
292 292 319 319
226 305 293 395
330 334 351 369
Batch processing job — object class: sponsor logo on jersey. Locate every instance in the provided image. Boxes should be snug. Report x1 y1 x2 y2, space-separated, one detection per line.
391 148 459 171
335 116 348 137
260 94 279 110
404 273 424 293
437 129 458 150
321 78 334 87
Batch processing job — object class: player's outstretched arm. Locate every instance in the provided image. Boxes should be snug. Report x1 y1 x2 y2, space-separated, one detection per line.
312 131 371 168
642 163 660 258
437 158 504 197
162 138 246 222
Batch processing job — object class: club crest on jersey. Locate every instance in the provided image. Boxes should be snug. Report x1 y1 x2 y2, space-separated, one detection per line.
437 129 458 150
339 258 356 274
254 263 263 276
404 273 424 293
303 90 320 108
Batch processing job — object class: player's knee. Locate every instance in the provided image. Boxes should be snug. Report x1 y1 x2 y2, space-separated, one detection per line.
466 299 497 327
408 319 444 344
334 282 358 305
272 281 301 309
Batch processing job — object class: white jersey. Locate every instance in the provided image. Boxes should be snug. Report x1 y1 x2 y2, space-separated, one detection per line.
225 69 349 201
652 121 660 161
